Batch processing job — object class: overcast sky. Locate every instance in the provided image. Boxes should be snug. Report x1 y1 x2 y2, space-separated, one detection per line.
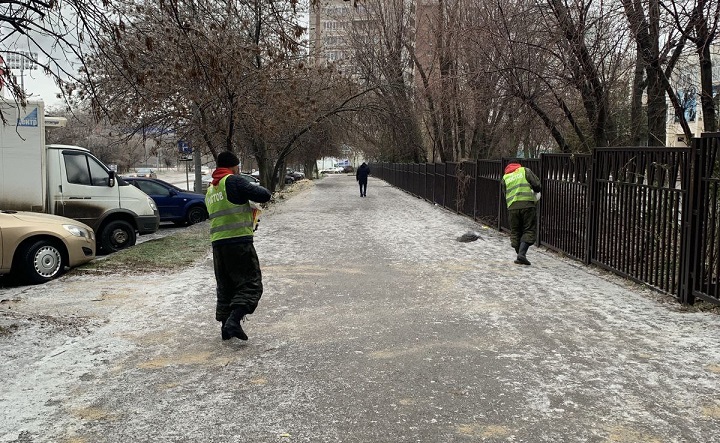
2 6 311 110
11 68 64 108
1 51 65 108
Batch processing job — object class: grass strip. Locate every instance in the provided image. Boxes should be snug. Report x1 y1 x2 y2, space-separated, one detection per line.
79 223 210 274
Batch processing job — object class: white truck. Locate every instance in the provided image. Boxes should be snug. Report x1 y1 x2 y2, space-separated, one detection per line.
0 100 160 254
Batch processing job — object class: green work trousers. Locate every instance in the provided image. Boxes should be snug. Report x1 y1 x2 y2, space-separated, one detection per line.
508 206 537 250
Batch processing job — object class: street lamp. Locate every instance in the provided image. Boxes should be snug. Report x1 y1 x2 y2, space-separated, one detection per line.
4 51 38 94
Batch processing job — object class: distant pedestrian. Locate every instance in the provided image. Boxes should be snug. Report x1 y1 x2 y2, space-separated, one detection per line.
206 151 272 341
356 162 370 197
501 162 541 265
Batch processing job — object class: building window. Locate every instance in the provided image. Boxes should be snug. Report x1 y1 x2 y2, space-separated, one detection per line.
675 87 697 123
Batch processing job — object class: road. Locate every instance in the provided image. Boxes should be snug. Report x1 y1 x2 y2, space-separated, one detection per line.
1 174 720 442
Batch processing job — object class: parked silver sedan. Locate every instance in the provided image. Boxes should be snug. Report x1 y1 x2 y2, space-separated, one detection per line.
135 168 157 178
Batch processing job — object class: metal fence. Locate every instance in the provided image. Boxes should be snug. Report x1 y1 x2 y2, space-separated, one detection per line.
540 154 591 262
590 147 691 299
688 134 720 305
371 133 720 305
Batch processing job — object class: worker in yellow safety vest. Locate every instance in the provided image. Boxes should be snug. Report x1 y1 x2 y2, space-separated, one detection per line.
206 151 272 341
501 162 542 265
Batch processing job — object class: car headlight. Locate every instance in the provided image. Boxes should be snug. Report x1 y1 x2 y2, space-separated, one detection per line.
63 224 92 239
147 197 158 211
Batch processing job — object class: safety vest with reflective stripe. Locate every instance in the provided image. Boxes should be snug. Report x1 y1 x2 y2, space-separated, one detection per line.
503 167 535 208
206 175 254 242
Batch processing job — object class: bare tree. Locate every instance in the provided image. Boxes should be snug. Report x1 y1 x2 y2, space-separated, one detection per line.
81 0 368 192
345 0 426 162
45 105 147 172
0 0 116 106
663 0 720 133
287 120 345 179
620 0 697 145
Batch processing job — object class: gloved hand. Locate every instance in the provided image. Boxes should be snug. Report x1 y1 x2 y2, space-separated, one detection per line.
535 192 541 201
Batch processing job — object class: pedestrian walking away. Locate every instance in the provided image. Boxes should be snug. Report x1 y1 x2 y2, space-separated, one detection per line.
205 151 272 341
501 162 542 265
356 162 371 197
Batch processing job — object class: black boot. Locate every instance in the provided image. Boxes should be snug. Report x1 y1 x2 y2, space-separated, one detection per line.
222 308 248 340
515 242 531 265
221 320 231 341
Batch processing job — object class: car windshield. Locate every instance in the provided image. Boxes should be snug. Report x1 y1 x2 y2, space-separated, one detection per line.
131 178 182 192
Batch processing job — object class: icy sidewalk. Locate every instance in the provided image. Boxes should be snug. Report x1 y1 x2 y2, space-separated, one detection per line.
255 174 720 442
1 174 719 442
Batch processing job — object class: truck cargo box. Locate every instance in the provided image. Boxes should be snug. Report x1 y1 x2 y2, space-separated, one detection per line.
0 100 47 212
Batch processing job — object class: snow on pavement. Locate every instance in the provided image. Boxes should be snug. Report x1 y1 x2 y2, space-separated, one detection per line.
1 174 719 442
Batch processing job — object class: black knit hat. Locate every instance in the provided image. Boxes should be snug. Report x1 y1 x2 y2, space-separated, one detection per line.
217 151 240 168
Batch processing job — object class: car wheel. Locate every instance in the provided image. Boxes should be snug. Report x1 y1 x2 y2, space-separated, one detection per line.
16 240 65 284
186 206 207 225
100 220 136 254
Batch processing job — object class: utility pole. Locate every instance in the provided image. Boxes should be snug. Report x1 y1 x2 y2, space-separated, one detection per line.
193 144 202 193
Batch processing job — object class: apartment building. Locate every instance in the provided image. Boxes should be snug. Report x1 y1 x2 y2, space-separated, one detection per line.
666 45 720 147
308 0 357 70
308 0 418 83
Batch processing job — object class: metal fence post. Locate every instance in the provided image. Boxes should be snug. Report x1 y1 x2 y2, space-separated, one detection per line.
497 161 503 231
680 137 700 304
585 149 598 265
537 154 544 246
443 163 448 210
474 160 479 222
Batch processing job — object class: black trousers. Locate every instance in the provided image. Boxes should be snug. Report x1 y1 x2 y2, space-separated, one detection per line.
359 179 367 196
508 207 537 250
212 242 263 322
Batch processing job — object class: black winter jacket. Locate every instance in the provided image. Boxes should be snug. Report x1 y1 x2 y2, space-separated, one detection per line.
356 164 371 182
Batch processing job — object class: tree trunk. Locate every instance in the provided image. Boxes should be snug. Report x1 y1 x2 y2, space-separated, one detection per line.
621 0 667 146
647 0 666 146
630 41 645 146
525 96 571 153
646 68 666 146
695 7 717 133
406 44 443 162
548 0 611 148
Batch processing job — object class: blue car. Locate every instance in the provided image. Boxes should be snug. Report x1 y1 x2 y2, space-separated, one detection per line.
123 177 208 226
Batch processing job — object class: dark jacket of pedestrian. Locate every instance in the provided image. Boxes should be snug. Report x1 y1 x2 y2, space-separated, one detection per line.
356 163 370 183
356 162 371 197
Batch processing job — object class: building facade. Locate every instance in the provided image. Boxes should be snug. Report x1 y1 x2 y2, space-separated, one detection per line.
666 44 720 147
